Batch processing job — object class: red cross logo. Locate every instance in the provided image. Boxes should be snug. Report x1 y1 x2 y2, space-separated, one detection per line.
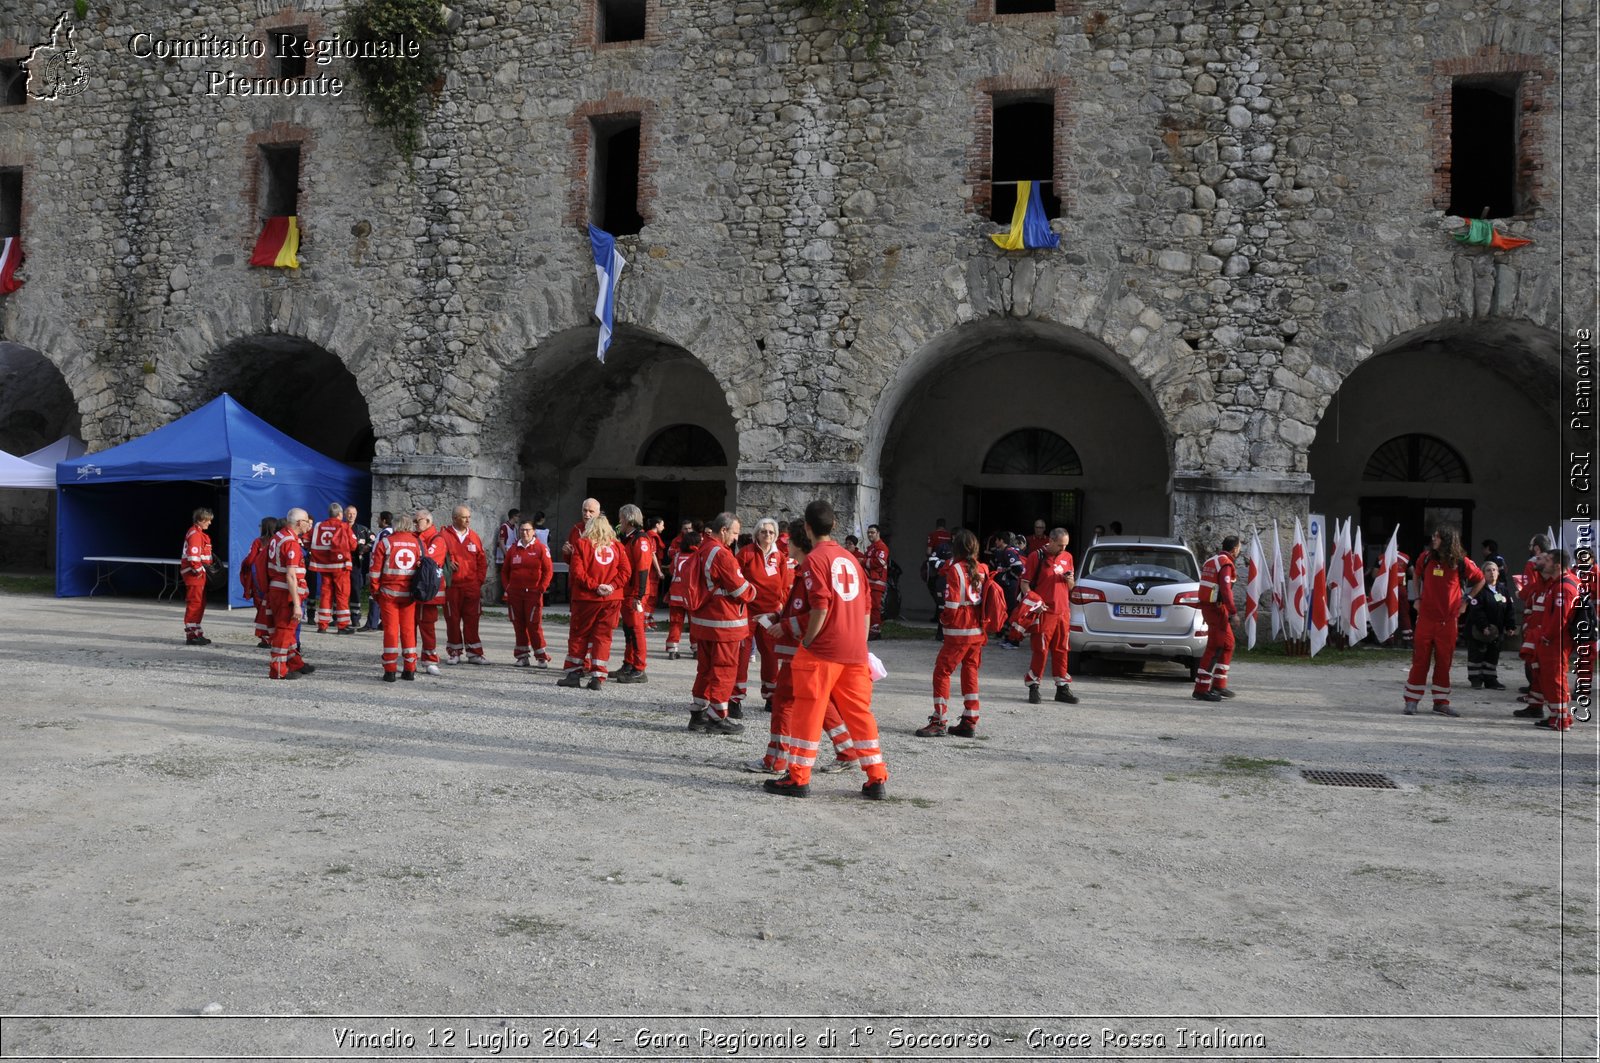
393 546 417 569
596 546 615 565
830 557 862 601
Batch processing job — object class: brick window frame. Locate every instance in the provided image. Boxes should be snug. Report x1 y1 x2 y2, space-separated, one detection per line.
567 94 658 230
252 7 328 84
964 76 1073 221
969 0 1075 23
574 0 663 51
243 122 315 246
1427 45 1553 218
0 38 29 110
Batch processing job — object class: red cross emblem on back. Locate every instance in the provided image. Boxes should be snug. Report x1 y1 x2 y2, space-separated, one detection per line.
830 556 861 601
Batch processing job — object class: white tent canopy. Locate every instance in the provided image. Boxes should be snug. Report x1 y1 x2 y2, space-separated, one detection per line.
22 435 86 465
0 447 55 488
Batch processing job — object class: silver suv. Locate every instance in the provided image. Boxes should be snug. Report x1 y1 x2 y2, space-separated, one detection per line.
1069 535 1208 677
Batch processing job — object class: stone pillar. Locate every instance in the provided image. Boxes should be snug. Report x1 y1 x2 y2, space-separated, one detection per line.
1170 470 1314 549
736 462 882 537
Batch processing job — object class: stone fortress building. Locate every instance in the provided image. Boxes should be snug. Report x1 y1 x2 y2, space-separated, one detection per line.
0 0 1591 572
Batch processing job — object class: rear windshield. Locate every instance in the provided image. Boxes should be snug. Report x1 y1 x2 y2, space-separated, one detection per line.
1084 548 1198 585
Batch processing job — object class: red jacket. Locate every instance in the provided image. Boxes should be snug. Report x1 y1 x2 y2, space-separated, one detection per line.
267 528 307 594
501 539 553 595
441 525 489 586
369 532 424 599
1200 552 1237 615
309 518 356 573
240 538 266 600
417 527 449 604
737 542 793 615
181 524 212 578
690 538 756 643
622 530 656 602
863 540 891 591
940 560 990 644
570 538 632 602
1022 547 1075 615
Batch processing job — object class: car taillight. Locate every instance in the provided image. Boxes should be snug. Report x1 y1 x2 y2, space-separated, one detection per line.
1070 587 1106 605
1174 590 1201 606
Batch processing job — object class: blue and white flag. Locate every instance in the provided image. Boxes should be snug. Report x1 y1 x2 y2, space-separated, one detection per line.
588 224 626 363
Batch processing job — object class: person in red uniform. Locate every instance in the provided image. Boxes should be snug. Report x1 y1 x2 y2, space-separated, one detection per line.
863 524 891 640
1020 528 1079 705
266 509 315 679
240 516 278 647
493 508 520 603
560 513 631 689
926 517 953 557
1193 536 1243 701
1024 519 1050 556
643 516 668 627
413 509 450 674
501 517 553 667
1516 534 1551 701
1402 526 1485 716
441 505 490 664
562 497 601 561
763 500 890 800
309 503 358 633
1528 549 1581 731
1571 546 1598 708
918 528 990 737
663 523 702 660
180 507 215 645
368 514 423 682
684 512 756 732
735 517 794 712
615 504 655 683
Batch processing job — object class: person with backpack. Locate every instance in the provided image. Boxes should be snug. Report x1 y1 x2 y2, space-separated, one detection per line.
918 529 992 737
1465 561 1516 690
559 513 632 690
1524 549 1582 731
1402 526 1485 717
413 509 451 675
1193 536 1242 702
686 512 756 734
368 514 423 682
240 516 278 648
501 516 553 668
1019 528 1080 705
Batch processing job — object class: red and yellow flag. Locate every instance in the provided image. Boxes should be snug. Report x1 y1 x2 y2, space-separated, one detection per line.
250 216 300 268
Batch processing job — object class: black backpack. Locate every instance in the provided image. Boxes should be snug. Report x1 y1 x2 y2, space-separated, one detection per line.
411 553 442 603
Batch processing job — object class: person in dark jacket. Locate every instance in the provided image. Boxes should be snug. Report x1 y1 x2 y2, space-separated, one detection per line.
1465 561 1517 690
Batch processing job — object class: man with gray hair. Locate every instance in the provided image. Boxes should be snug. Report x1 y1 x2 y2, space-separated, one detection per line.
266 508 316 679
414 508 449 674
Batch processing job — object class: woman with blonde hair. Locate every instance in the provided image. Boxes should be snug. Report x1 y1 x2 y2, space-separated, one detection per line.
560 512 633 689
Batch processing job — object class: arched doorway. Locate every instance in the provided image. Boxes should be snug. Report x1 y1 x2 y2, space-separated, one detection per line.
877 320 1169 567
1308 321 1558 562
517 326 737 533
0 343 80 569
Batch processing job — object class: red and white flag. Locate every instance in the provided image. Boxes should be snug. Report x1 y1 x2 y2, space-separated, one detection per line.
0 236 23 294
1269 521 1286 640
1288 518 1308 639
1327 518 1348 637
1368 526 1400 643
1347 524 1369 640
1308 521 1329 656
1246 533 1264 650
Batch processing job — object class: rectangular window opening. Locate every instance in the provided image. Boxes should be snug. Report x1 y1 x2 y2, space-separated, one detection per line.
1449 76 1519 219
991 95 1060 224
598 0 647 43
592 116 643 236
0 59 26 106
273 29 309 80
995 0 1056 13
0 169 22 238
260 144 301 219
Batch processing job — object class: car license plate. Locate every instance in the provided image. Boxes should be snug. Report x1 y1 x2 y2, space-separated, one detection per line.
1114 604 1162 618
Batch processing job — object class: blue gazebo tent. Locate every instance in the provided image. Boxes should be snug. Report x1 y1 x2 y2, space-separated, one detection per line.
56 395 369 607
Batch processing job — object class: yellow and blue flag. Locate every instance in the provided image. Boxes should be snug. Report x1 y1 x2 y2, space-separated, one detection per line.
989 180 1059 251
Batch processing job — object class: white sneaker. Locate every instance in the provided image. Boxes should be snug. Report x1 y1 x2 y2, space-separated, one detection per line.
444 654 461 665
516 656 532 668
536 657 550 669
425 663 441 675
468 655 490 665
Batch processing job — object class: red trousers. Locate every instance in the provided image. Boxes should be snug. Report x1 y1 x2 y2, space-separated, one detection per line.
1027 613 1071 686
1405 611 1458 706
251 599 270 639
933 639 984 722
620 598 649 671
445 582 484 659
766 660 861 771
182 574 207 637
315 569 352 630
1536 642 1572 724
505 587 549 662
266 589 306 678
377 595 418 674
692 639 743 712
1196 607 1235 693
869 586 885 630
781 649 887 786
666 607 692 653
749 626 781 701
567 598 621 680
416 603 441 663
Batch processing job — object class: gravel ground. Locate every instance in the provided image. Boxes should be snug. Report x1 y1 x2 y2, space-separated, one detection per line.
1 592 1596 1061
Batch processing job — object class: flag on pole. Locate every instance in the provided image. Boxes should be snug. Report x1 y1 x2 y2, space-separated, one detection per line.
1269 521 1287 640
1348 524 1369 641
1327 518 1348 637
0 236 23 294
249 216 300 268
1369 526 1400 643
989 180 1061 251
1288 518 1308 639
1246 533 1265 650
1547 524 1560 551
1308 521 1329 656
588 223 627 363
1452 217 1533 252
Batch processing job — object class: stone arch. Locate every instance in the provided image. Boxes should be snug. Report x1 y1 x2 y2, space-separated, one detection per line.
1308 318 1558 558
870 317 1175 561
0 342 82 569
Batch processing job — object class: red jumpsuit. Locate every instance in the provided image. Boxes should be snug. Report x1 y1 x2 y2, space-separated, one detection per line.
930 561 990 731
1195 551 1238 695
664 549 699 658
736 541 794 706
415 527 449 666
501 538 553 665
309 517 357 632
1403 551 1484 712
180 523 212 640
690 539 756 718
1531 571 1581 729
265 528 308 678
619 530 656 674
240 537 270 641
441 525 489 660
369 532 422 676
762 580 863 773
566 538 631 682
1022 547 1075 691
864 539 890 634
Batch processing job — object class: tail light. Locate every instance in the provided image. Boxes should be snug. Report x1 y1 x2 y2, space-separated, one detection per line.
1070 587 1106 605
1174 590 1201 606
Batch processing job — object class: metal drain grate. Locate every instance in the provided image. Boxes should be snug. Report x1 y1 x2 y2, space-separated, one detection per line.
1301 769 1399 789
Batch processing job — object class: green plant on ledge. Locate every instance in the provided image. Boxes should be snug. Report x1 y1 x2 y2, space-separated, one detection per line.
799 0 899 56
342 0 449 161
